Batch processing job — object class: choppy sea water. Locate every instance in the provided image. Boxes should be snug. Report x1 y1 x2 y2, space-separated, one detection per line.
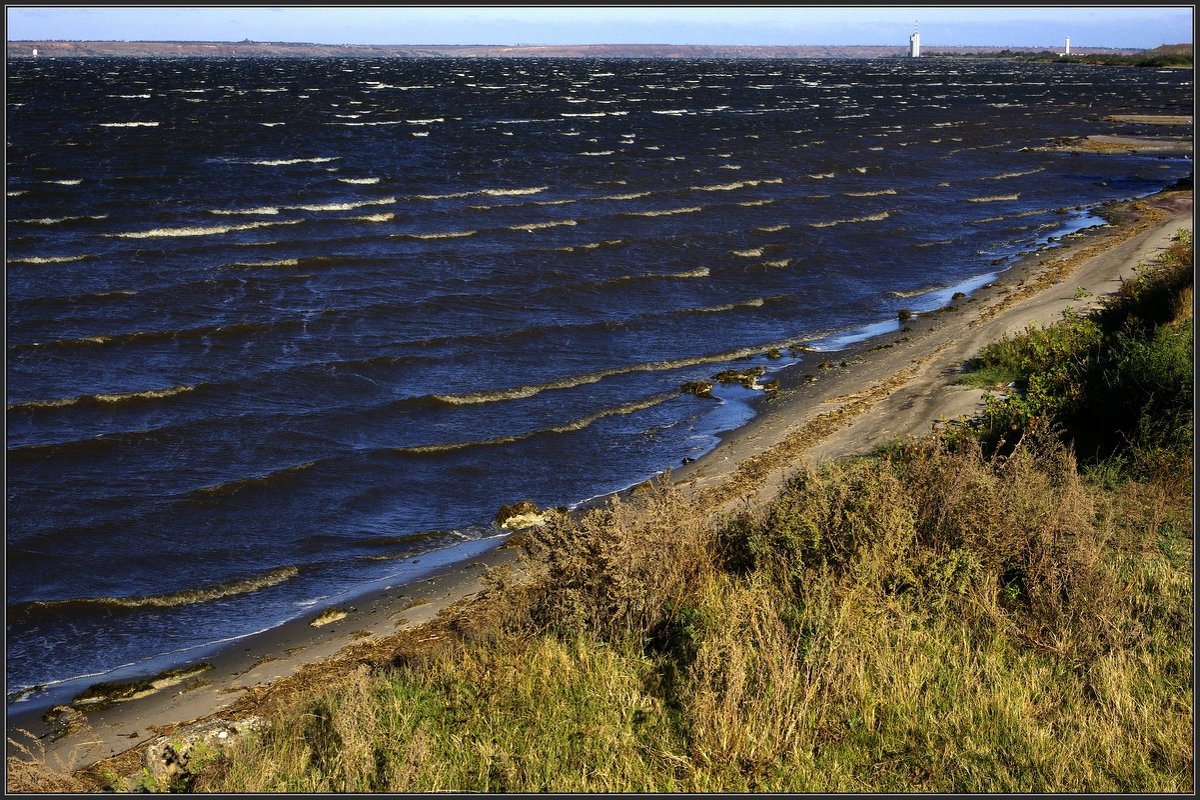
5 56 1192 711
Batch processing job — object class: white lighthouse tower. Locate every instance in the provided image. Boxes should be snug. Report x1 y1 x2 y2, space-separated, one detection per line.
909 21 921 58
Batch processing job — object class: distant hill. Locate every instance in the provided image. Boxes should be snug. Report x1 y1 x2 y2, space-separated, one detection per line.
5 39 1147 60
1145 43 1194 55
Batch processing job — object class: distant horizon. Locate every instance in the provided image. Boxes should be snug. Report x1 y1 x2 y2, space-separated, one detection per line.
4 6 1194 50
7 36 1189 49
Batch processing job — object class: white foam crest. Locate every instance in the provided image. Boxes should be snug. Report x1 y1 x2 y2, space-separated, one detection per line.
968 207 1054 225
625 206 703 217
12 214 108 225
558 239 626 252
967 193 1021 203
756 224 789 232
349 212 395 222
209 206 281 216
809 210 892 228
692 297 766 314
510 219 578 231
693 180 752 191
668 267 710 279
597 191 651 201
360 82 435 90
982 167 1044 180
13 384 197 411
433 341 788 407
404 391 679 454
483 186 548 196
719 164 742 170
259 122 286 127
807 172 836 179
844 188 897 197
286 196 396 212
396 230 477 240
230 258 300 268
7 190 28 197
758 259 791 268
111 219 301 239
732 247 765 258
247 156 341 166
542 392 678 436
580 150 615 156
47 179 83 185
737 199 773 207
338 177 381 184
7 255 89 264
333 120 406 126
889 283 946 299
412 131 430 137
98 121 160 127
415 191 475 200
607 264 712 282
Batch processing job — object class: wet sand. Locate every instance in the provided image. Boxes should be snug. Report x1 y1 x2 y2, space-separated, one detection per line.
7 161 1193 781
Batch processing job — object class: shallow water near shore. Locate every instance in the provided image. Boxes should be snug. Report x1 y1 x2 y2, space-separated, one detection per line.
5 55 1192 715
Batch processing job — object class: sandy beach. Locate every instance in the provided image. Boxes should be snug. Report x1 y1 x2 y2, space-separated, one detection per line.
7 141 1193 783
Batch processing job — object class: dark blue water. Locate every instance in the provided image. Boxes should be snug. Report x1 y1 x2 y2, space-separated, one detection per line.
5 56 1192 710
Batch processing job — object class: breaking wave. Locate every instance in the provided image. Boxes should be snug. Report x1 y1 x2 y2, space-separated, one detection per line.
395 392 681 455
967 193 1021 203
7 384 195 412
184 461 319 501
110 219 301 239
246 156 341 166
7 254 90 265
809 210 892 228
8 566 301 620
393 229 477 240
432 341 797 407
509 219 577 231
621 206 703 217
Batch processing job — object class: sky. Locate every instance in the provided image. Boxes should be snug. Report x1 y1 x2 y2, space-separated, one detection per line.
4 5 1194 50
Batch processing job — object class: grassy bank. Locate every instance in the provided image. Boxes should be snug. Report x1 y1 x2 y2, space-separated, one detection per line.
22 231 1192 793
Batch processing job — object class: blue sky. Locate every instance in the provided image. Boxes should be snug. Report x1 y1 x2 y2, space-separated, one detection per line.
5 6 1193 49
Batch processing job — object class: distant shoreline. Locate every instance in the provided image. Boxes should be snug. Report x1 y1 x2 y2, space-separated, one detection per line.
6 39 1149 60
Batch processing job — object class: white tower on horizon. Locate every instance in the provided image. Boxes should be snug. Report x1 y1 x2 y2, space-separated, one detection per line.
909 20 921 58
1065 36 1071 55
